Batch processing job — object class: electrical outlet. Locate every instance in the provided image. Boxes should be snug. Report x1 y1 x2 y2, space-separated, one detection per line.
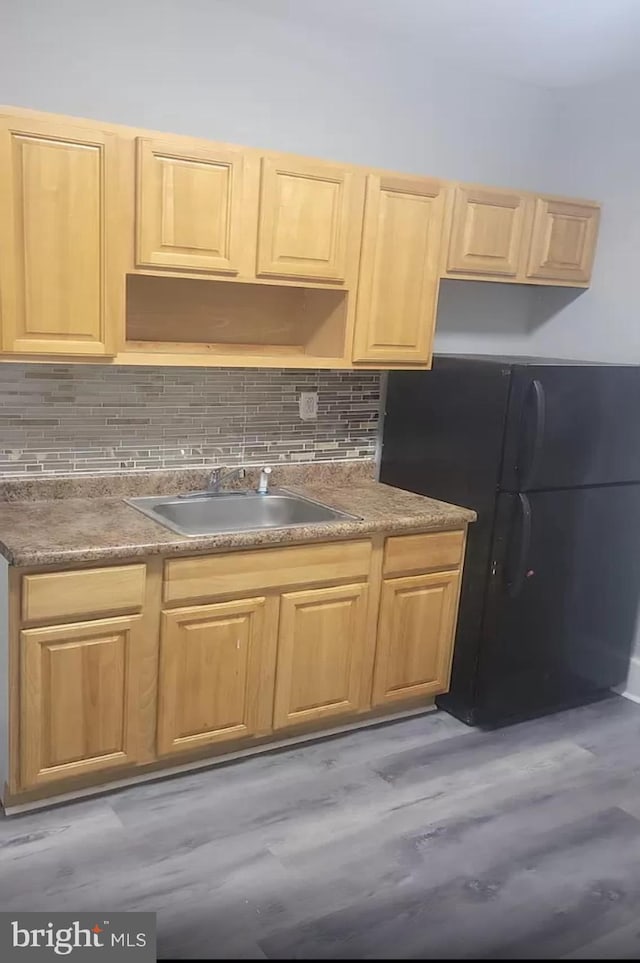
299 391 318 421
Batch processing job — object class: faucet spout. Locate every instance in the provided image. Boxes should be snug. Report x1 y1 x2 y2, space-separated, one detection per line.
177 466 246 500
208 466 246 492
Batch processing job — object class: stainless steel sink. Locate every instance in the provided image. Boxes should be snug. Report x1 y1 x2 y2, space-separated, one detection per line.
125 489 360 537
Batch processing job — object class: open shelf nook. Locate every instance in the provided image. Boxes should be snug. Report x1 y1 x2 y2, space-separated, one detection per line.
125 274 350 365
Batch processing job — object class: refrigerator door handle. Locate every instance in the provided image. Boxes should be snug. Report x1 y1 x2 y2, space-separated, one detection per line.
517 379 546 490
507 493 532 598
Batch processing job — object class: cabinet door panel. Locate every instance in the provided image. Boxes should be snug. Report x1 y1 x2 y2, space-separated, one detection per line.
257 157 360 282
353 175 444 364
136 137 250 273
446 186 528 277
273 583 369 728
0 117 120 355
157 596 275 755
20 615 141 788
526 197 599 283
372 571 460 706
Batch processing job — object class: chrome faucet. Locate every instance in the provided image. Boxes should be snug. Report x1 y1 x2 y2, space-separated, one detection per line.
257 466 272 494
178 466 246 499
208 466 246 492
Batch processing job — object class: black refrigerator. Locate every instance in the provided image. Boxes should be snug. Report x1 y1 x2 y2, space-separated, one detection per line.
381 355 640 727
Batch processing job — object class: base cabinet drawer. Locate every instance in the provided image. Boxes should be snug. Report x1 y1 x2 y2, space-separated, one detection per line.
20 615 142 789
383 530 464 577
372 570 460 706
273 583 370 729
157 597 278 756
22 564 146 625
164 540 371 603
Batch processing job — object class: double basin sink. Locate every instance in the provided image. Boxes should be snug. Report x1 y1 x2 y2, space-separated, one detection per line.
126 489 360 537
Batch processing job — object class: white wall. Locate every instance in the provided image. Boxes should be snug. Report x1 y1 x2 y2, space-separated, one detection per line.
524 73 640 691
527 75 640 363
2 0 560 351
3 0 557 180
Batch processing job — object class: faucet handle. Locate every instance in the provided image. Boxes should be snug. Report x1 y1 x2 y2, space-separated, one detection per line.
257 465 272 494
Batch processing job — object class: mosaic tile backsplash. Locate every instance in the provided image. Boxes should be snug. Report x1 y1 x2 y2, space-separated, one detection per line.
0 365 381 476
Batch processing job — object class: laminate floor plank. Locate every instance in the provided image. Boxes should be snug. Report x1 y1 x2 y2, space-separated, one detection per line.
2 697 640 959
261 807 640 960
562 914 640 959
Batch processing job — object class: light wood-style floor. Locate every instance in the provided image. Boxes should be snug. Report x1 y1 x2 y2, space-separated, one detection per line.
2 696 640 959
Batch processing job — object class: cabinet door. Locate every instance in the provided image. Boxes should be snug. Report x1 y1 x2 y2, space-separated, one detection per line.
20 615 141 788
526 197 600 284
372 571 460 706
273 583 369 729
446 186 528 277
257 156 361 282
157 596 276 756
136 137 251 274
352 175 445 364
0 116 121 355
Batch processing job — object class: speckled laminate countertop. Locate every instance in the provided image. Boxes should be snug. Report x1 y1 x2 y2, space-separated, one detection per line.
0 462 476 567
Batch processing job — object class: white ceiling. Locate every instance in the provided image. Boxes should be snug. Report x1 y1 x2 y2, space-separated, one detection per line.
239 0 640 88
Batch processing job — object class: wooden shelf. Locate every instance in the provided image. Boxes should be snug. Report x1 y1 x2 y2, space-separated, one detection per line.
125 274 349 365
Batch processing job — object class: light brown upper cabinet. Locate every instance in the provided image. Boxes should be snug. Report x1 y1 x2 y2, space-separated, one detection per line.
0 107 603 369
446 185 529 278
256 156 364 283
0 114 122 356
352 175 446 365
526 197 600 284
136 137 254 275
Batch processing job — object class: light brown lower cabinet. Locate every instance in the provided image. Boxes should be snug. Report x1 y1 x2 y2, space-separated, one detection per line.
372 570 460 706
20 615 142 787
10 530 467 804
156 596 278 756
273 582 370 730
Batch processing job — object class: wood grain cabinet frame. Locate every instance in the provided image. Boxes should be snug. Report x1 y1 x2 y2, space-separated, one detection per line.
0 114 124 356
352 174 446 365
0 106 603 371
21 564 146 625
383 530 465 577
7 530 474 806
136 136 253 275
446 185 529 278
526 197 600 284
257 156 364 283
372 570 461 706
273 582 370 729
157 596 278 756
20 615 142 788
163 540 371 604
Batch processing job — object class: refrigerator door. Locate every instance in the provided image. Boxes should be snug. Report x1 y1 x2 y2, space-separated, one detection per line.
382 362 512 510
381 364 512 711
473 485 640 725
501 364 640 492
